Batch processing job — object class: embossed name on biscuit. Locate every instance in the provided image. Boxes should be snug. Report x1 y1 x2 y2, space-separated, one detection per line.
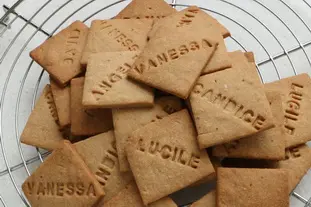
92 62 132 99
177 8 199 27
122 15 166 19
137 139 200 169
25 182 97 196
63 29 82 65
98 21 139 51
132 40 213 74
284 83 303 135
95 141 118 187
45 89 58 122
192 83 266 130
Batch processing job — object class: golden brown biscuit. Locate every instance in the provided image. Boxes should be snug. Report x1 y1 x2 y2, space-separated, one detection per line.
20 85 64 150
265 73 311 147
221 144 311 193
70 77 113 136
74 131 133 202
22 141 104 207
126 109 215 204
112 96 183 172
217 168 289 207
148 6 231 75
272 144 311 192
189 58 274 148
30 21 88 86
212 91 286 160
128 18 218 99
150 6 230 39
50 78 71 129
103 181 177 207
114 0 176 20
83 51 154 108
80 19 153 65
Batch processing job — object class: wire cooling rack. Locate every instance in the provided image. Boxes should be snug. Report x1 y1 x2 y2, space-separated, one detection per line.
0 0 311 206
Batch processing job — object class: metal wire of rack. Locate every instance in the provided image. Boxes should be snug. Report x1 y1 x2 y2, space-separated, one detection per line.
0 0 311 206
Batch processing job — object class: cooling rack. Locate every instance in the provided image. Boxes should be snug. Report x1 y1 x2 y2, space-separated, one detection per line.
0 0 311 206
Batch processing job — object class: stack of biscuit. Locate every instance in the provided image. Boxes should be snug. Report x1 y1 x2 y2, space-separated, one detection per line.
21 0 311 206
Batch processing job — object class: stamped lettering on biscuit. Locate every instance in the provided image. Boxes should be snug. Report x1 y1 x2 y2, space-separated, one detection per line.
63 29 82 65
97 20 139 51
177 8 200 27
285 147 301 160
25 182 97 196
132 39 212 74
91 62 132 100
123 15 166 19
137 139 200 169
284 83 303 136
45 89 58 121
192 83 266 130
95 141 118 186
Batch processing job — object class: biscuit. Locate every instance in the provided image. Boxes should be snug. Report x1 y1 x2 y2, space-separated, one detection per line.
148 6 231 75
22 141 104 207
80 19 153 65
228 51 250 67
191 190 215 207
82 51 154 108
74 131 133 202
217 167 289 207
244 52 255 62
70 77 113 136
30 21 88 86
20 85 64 150
112 96 183 171
50 78 71 129
128 22 218 99
212 91 286 160
189 56 274 148
221 144 311 193
103 181 177 207
126 109 215 204
149 6 230 39
265 73 311 147
271 144 311 192
114 0 176 20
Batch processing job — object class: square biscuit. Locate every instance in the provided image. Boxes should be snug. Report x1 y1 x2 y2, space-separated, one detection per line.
128 22 218 99
217 168 289 207
21 85 64 150
83 51 154 108
212 90 286 160
22 141 104 207
148 7 231 75
70 77 113 136
265 73 311 148
80 19 153 66
126 109 215 204
30 21 88 86
189 57 274 148
74 131 133 202
114 0 176 20
112 96 183 172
